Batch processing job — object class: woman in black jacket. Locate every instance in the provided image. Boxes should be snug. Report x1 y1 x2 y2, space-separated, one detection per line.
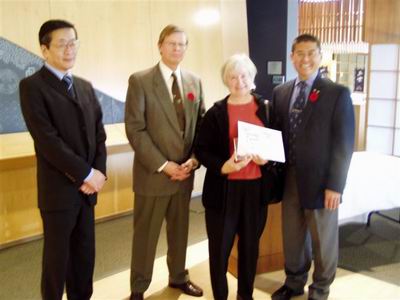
195 54 272 300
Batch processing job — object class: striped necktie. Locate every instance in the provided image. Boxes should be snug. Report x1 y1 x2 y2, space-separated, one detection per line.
62 75 75 98
288 81 307 165
171 72 185 133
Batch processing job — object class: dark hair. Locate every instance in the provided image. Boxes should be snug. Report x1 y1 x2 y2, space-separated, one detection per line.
39 19 77 47
158 24 187 46
291 34 321 53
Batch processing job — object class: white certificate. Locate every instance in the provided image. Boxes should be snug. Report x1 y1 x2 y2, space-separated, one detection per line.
236 121 286 163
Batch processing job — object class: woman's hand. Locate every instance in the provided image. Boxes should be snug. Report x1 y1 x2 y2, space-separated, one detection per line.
221 153 252 174
251 154 268 166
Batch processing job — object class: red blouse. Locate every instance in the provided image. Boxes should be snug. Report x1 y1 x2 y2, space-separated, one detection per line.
227 97 264 180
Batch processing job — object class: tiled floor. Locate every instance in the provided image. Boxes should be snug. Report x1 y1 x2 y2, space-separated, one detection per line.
1 198 399 300
84 239 400 300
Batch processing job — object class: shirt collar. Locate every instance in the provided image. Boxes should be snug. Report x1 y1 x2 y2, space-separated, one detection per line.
295 70 319 88
159 60 181 83
44 62 72 81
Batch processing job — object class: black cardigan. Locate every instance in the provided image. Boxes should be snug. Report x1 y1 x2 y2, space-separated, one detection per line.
194 94 279 211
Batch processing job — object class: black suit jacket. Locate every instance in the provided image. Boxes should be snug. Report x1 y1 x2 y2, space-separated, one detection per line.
195 94 277 211
271 76 355 209
19 66 107 211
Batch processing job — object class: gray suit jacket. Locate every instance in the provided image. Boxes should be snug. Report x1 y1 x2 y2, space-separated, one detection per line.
125 63 205 196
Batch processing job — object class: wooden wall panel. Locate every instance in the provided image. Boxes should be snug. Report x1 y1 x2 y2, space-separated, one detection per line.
0 0 249 246
0 125 134 247
364 0 400 44
0 0 50 57
0 0 248 107
148 0 226 108
0 160 42 246
0 0 249 197
299 0 364 44
48 0 154 101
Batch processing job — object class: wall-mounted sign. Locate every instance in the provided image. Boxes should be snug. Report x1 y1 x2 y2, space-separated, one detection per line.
272 75 285 85
267 61 282 75
354 68 365 92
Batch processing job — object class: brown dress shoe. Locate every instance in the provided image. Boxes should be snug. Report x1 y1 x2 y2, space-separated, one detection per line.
130 292 144 300
169 280 203 297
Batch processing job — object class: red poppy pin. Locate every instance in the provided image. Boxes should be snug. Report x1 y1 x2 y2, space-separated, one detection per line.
187 92 196 102
309 89 320 102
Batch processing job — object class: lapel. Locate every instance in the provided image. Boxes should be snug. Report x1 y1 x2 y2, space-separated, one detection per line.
181 70 197 138
297 75 324 133
72 76 86 110
282 80 296 135
214 98 230 156
152 65 182 136
72 77 92 155
39 66 80 105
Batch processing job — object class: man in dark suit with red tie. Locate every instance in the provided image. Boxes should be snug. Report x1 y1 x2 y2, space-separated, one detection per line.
270 34 355 300
19 19 107 300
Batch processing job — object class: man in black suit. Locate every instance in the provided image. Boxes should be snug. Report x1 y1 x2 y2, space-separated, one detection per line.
270 34 355 300
19 19 107 300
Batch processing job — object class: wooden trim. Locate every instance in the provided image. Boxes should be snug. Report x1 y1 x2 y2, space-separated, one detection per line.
363 0 400 44
299 0 364 44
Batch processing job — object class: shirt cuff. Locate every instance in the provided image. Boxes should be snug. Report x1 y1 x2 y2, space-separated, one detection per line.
158 161 169 173
83 168 94 182
191 158 199 170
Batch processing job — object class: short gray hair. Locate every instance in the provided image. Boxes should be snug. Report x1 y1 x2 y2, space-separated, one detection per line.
221 53 257 88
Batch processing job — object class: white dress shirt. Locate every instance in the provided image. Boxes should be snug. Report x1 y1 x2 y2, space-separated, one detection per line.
159 60 184 102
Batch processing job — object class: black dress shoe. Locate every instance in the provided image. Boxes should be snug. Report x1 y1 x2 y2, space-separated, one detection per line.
130 292 144 300
237 294 252 300
271 285 304 300
169 280 203 297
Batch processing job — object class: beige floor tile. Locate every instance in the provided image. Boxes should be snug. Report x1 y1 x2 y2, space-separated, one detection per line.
86 240 400 300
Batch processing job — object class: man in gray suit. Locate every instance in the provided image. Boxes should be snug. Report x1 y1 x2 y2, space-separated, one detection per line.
125 24 205 300
270 34 354 300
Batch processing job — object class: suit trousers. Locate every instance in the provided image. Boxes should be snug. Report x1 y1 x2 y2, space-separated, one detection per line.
130 191 191 293
205 179 267 300
40 198 95 300
282 167 338 300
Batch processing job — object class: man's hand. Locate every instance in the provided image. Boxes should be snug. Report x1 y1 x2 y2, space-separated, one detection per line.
80 182 96 195
221 153 251 174
81 169 106 194
163 161 190 181
181 158 199 173
324 189 341 210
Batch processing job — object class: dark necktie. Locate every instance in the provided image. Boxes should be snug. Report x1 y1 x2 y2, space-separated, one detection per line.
62 75 76 98
288 81 307 165
171 72 185 133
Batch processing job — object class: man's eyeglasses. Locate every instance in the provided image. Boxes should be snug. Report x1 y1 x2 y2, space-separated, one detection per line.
51 40 80 51
293 50 320 59
164 41 187 49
